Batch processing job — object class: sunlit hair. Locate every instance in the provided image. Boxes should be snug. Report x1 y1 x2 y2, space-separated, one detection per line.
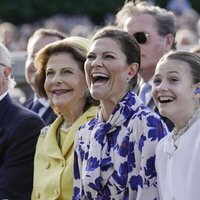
158 50 200 84
90 26 141 90
115 1 176 49
27 28 67 50
0 43 16 89
34 38 99 113
190 44 200 56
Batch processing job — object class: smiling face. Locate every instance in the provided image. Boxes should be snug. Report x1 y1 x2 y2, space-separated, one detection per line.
152 58 198 128
44 52 87 113
84 37 136 104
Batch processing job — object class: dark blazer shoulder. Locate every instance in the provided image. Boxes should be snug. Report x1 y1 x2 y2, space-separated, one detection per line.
0 95 44 134
0 94 44 199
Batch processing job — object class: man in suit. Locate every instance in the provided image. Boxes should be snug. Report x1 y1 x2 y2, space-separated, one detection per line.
116 1 176 131
23 28 67 125
0 43 45 199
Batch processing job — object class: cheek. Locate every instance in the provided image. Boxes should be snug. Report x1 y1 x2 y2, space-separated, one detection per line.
44 79 50 92
151 86 157 98
84 61 90 72
85 73 90 86
78 78 88 93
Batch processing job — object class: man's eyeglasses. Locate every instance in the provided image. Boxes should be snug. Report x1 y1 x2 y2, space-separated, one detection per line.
133 32 150 44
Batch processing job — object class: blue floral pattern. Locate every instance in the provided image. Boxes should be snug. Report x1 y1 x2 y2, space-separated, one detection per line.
73 92 168 200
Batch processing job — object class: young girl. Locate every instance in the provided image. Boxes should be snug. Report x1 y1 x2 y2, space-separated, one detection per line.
152 50 200 200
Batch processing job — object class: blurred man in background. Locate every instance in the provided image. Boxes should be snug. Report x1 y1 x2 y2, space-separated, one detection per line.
116 1 176 131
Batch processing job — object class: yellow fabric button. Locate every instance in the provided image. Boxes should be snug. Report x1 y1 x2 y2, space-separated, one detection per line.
61 162 65 168
54 189 59 196
36 191 40 199
45 161 50 169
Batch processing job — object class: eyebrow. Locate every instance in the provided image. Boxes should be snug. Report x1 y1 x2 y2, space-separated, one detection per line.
168 70 180 74
88 51 117 55
154 70 180 78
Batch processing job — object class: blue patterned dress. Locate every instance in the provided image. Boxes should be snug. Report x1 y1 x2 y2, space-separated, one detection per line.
73 92 168 200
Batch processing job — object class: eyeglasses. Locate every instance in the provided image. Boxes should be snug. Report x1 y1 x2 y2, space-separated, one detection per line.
133 32 150 44
0 63 6 67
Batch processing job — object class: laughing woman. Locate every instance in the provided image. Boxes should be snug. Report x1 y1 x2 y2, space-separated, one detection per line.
31 37 98 200
152 50 200 200
72 26 168 200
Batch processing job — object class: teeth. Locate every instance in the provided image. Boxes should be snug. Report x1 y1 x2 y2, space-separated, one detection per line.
92 73 109 78
159 96 175 101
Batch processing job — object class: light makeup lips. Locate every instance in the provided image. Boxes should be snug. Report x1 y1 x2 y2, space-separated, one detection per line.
158 96 175 103
52 89 72 95
91 72 109 84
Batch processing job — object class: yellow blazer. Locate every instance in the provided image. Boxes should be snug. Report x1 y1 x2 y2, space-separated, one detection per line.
32 106 97 200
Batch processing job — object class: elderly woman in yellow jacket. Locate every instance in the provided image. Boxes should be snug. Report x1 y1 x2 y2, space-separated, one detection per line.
31 37 98 200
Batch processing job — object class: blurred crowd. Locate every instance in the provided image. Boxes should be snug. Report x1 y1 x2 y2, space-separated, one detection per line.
0 0 200 104
0 14 97 51
0 1 199 52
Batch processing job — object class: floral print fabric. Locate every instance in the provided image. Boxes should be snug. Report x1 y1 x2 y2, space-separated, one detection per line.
73 92 168 200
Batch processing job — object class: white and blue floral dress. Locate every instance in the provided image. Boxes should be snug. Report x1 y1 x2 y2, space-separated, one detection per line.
73 92 168 200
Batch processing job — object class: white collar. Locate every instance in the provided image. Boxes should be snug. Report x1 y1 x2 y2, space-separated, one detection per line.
0 91 8 101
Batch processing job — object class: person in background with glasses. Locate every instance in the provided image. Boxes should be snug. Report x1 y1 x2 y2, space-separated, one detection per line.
0 43 45 199
116 1 176 131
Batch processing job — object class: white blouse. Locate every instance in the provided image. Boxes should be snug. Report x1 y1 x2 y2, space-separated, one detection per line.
156 117 200 200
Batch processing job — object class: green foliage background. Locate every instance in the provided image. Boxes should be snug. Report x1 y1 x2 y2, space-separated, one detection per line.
0 0 198 25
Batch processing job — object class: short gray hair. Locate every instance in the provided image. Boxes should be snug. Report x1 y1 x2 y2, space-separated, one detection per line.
0 43 12 66
0 43 16 88
116 1 176 49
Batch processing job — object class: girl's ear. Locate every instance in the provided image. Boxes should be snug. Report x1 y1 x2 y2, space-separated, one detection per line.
128 62 139 79
193 83 200 99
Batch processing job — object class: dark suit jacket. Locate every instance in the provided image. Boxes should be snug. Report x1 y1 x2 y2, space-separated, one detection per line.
0 94 45 199
23 97 57 126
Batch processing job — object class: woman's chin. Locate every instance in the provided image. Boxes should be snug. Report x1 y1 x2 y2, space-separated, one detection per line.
53 101 65 110
91 90 105 101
